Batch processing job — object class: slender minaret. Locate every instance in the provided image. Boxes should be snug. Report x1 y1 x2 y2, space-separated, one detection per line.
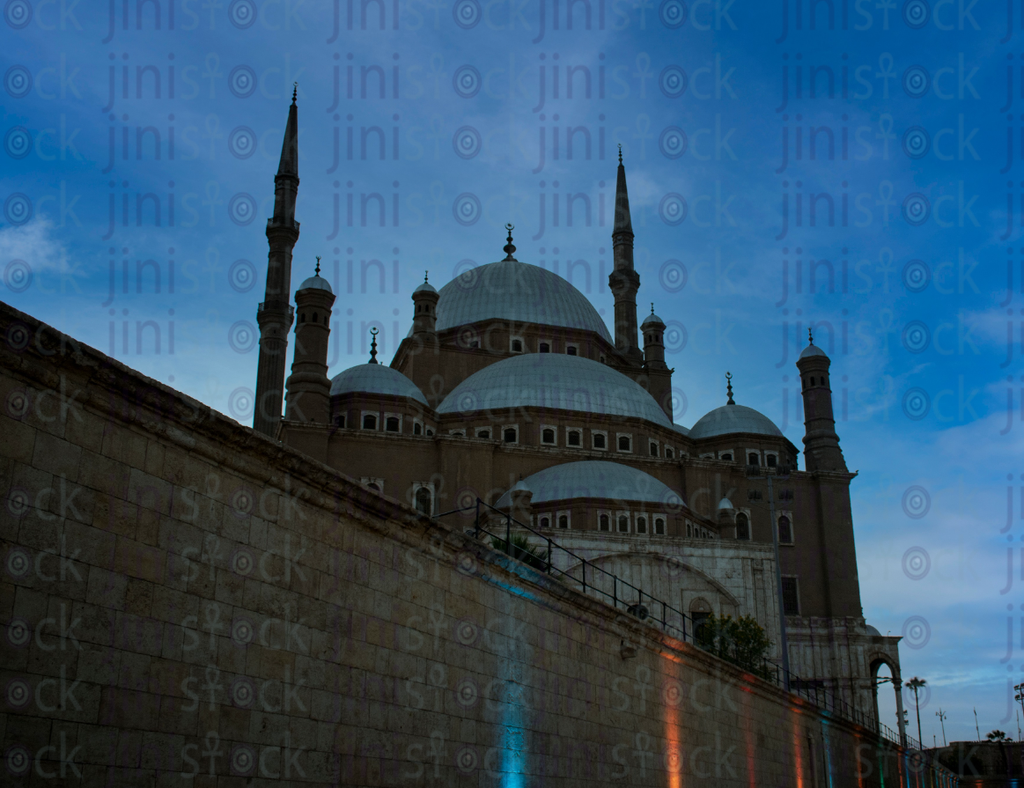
285 258 335 425
254 89 300 437
609 148 642 364
641 304 673 420
797 330 848 472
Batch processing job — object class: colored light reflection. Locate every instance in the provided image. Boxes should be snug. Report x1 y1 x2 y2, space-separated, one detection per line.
661 654 684 788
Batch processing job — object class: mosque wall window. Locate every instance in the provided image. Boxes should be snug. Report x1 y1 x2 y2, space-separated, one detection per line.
598 511 611 532
649 441 659 457
557 511 571 529
635 515 648 534
539 515 551 528
541 425 557 446
412 483 435 516
385 414 402 433
777 513 794 544
413 420 423 435
567 429 582 447
448 429 466 437
334 413 346 428
616 513 630 533
475 427 492 439
781 576 800 615
361 477 384 493
565 344 579 356
539 340 552 353
664 447 674 460
735 511 751 541
699 453 714 460
591 430 608 450
766 452 778 467
654 516 666 535
616 434 632 453
502 425 519 444
361 412 378 430
510 336 524 353
718 451 733 461
747 451 761 466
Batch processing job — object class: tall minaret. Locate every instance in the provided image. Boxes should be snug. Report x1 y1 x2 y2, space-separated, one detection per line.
609 148 642 364
254 89 300 437
797 330 848 472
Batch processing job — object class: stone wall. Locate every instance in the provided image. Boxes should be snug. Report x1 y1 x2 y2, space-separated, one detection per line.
0 300 953 787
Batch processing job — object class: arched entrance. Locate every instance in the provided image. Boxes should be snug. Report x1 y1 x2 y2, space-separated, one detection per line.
870 654 907 745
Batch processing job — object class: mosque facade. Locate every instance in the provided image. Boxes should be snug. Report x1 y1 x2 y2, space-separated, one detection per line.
253 96 907 737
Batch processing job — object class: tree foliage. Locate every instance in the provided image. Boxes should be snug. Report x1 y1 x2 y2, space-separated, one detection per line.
987 730 1010 742
491 533 547 571
694 613 774 680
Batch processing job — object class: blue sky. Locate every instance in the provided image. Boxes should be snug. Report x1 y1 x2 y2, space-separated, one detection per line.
1 0 1018 744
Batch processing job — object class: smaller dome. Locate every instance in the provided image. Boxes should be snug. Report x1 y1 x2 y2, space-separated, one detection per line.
689 404 783 440
512 479 531 492
330 364 428 405
414 280 437 295
641 311 665 329
799 342 827 360
299 274 333 294
865 624 882 637
717 497 734 510
494 461 685 509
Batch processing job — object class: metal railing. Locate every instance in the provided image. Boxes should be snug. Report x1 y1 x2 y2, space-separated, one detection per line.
437 498 914 750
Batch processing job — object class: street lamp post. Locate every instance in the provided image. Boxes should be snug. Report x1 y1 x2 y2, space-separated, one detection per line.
748 464 791 692
935 709 948 747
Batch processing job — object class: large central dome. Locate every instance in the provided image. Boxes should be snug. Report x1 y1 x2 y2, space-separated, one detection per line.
437 353 673 428
435 258 613 343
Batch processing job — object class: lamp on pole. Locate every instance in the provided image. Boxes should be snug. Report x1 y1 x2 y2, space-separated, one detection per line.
935 709 948 747
905 677 927 748
746 461 791 692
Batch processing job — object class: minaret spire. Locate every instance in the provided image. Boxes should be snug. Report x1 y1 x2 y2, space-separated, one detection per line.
609 149 642 363
254 94 302 438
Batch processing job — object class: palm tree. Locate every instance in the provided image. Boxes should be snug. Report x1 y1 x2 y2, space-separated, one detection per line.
987 730 1009 742
905 677 927 747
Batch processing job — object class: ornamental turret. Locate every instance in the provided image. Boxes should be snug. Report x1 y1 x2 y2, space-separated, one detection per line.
797 330 847 473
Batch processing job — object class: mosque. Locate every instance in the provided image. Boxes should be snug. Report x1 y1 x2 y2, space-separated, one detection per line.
253 94 907 736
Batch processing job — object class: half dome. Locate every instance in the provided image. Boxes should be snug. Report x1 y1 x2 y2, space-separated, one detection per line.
437 353 673 428
330 364 428 405
495 461 685 509
435 258 613 343
298 274 333 293
689 404 783 440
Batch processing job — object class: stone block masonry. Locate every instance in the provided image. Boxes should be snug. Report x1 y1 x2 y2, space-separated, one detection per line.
0 297 952 786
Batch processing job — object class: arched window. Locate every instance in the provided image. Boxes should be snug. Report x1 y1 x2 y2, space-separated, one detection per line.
414 487 432 515
599 514 610 532
665 448 673 459
539 342 550 353
477 429 491 439
690 598 713 641
511 339 523 352
767 454 777 468
540 516 550 528
654 517 665 535
362 414 377 430
650 443 658 457
558 515 568 529
618 435 631 451
367 483 380 492
334 414 346 428
778 515 793 544
503 428 517 443
566 346 577 356
542 428 555 444
413 422 422 435
636 516 647 534
736 512 750 541
567 430 581 447
300 313 305 323
312 312 318 322
385 417 400 432
721 453 732 461
593 433 606 450
748 453 759 466
617 515 629 533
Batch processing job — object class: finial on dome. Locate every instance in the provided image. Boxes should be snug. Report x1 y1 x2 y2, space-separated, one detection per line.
424 270 429 283
808 327 814 345
725 372 734 405
291 82 298 104
315 255 321 276
651 302 655 314
503 223 516 260
369 327 379 364
618 144 623 165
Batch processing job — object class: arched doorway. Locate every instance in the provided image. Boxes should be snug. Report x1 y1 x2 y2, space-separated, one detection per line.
870 656 907 745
